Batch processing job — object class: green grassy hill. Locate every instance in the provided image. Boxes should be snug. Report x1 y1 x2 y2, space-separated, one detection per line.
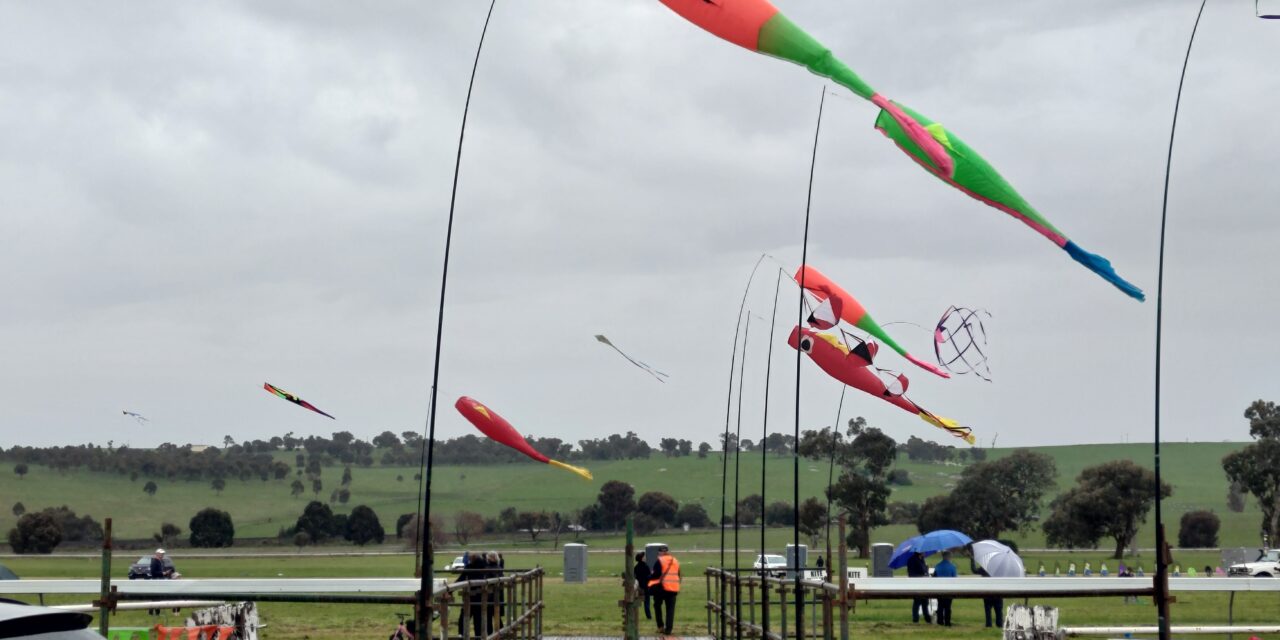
0 441 1263 548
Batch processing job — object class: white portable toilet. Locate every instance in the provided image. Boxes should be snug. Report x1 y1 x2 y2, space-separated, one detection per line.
785 544 808 580
871 543 894 577
563 543 588 583
644 542 668 569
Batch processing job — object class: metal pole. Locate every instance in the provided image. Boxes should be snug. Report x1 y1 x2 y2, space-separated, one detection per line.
762 270 782 574
794 84 827 640
624 516 638 640
1154 2 1207 638
98 518 112 638
419 3 497 639
838 516 849 640
734 317 751 640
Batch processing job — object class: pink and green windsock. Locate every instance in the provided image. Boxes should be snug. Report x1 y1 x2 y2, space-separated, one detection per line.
656 0 1145 302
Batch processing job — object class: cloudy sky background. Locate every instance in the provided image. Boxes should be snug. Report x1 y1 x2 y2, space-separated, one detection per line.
1 1 1275 449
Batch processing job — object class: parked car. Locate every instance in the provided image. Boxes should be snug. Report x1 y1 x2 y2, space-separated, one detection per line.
0 599 102 638
1228 548 1280 577
442 556 466 571
753 554 788 578
127 555 176 580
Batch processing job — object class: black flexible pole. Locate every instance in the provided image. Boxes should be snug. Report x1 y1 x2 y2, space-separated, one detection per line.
418 2 496 637
761 271 782 572
823 386 846 549
794 86 826 636
412 385 433 578
733 316 750 640
1154 2 1207 638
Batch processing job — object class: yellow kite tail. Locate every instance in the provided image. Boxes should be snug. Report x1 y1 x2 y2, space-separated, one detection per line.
549 459 594 481
919 412 976 445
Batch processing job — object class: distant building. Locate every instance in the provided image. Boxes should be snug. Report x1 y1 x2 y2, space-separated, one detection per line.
187 444 213 453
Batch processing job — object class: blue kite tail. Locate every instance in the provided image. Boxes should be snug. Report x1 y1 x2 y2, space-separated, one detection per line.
1063 241 1146 301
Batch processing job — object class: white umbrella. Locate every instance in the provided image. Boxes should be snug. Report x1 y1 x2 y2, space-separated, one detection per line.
972 540 1025 578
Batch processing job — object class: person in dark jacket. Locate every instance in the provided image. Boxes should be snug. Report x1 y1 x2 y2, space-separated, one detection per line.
975 566 1003 628
906 552 931 623
149 549 173 580
648 546 681 635
634 552 653 620
455 554 488 637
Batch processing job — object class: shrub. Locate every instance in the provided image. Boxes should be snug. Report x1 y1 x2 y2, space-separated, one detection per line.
189 508 235 548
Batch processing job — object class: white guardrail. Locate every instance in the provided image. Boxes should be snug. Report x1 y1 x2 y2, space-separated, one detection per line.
0 578 447 595
842 576 1280 594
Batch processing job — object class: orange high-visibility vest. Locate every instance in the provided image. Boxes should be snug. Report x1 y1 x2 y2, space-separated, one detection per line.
648 555 681 593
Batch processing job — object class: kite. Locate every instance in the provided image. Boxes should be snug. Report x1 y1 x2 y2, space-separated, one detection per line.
796 265 949 378
788 326 975 444
656 0 1145 301
1260 0 1280 18
455 397 593 480
122 410 149 425
595 335 669 382
934 305 992 381
263 382 335 420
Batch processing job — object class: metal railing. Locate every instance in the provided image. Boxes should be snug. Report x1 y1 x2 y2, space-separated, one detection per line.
434 568 545 640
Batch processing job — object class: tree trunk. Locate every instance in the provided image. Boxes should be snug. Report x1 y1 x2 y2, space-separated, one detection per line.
1113 535 1127 560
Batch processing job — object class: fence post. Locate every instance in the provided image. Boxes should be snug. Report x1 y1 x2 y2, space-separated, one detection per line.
98 518 112 638
622 516 638 640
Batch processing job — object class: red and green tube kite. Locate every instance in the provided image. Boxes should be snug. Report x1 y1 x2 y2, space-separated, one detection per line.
788 326 974 444
455 397 594 481
657 0 1145 301
796 265 948 378
264 382 335 420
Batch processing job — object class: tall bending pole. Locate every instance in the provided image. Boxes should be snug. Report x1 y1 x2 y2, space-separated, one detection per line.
794 86 826 638
761 271 783 568
418 2 497 637
824 386 847 546
722 255 768 571
732 316 751 640
1153 2 1208 638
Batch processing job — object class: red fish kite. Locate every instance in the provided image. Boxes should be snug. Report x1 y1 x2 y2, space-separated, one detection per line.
788 326 974 444
796 265 949 379
263 382 335 420
455 397 593 480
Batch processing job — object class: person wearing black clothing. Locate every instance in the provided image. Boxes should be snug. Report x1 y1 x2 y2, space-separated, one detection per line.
149 549 173 580
648 546 681 635
634 552 653 620
455 555 488 637
905 552 931 624
975 566 1004 628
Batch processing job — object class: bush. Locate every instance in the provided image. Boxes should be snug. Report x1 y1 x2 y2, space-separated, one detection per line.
295 501 339 542
1178 510 1220 548
41 506 102 542
189 508 235 548
8 512 62 554
676 503 711 528
887 502 920 525
888 470 912 486
764 501 795 526
395 513 415 539
637 492 678 524
346 505 385 545
633 513 662 536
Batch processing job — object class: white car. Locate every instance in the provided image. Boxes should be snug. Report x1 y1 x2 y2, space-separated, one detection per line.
753 554 788 578
443 556 466 571
1228 549 1280 577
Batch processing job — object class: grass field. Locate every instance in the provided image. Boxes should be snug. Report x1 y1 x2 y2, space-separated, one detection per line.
0 442 1265 550
1 548 1275 639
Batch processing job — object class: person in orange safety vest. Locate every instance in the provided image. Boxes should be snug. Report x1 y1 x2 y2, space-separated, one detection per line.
648 545 681 635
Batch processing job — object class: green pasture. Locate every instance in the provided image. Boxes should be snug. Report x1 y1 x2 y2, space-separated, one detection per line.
0 441 1266 551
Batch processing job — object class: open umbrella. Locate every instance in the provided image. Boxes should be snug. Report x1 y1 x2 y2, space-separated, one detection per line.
972 539 1025 578
888 529 973 569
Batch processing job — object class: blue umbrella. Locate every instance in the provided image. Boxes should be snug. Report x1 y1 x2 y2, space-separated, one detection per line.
888 529 973 569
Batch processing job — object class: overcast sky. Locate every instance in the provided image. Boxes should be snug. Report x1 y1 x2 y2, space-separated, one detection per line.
1 2 1275 450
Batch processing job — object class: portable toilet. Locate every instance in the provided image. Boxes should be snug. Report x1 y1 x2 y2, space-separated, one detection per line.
645 542 668 569
871 543 894 577
785 544 808 580
563 543 588 583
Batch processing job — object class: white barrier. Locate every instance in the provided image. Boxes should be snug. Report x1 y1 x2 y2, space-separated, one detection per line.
1064 625 1280 636
0 578 446 595
845 576 1280 595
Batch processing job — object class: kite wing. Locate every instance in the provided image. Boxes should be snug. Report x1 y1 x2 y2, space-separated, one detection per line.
657 0 1144 301
263 382 336 420
455 397 593 481
122 410 149 424
796 265 949 378
789 326 974 444
595 335 669 382
934 305 992 381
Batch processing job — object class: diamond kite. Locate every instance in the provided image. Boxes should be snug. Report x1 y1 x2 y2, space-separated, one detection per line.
657 0 1145 301
455 396 593 481
122 410 149 425
263 382 335 420
595 334 669 382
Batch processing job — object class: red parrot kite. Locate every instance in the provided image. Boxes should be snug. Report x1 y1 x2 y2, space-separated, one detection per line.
455 397 593 481
788 326 974 444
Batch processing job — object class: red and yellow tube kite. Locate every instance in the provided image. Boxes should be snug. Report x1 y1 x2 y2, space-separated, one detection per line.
454 397 593 481
788 326 974 444
796 265 948 378
657 0 1144 301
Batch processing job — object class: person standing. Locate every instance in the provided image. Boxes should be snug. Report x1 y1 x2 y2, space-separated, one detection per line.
648 545 681 635
975 566 1004 628
933 551 958 627
634 552 653 621
149 549 173 580
906 552 931 624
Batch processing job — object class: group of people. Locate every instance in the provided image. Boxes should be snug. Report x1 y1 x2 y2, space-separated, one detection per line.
905 550 1004 629
632 545 681 636
453 550 506 636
